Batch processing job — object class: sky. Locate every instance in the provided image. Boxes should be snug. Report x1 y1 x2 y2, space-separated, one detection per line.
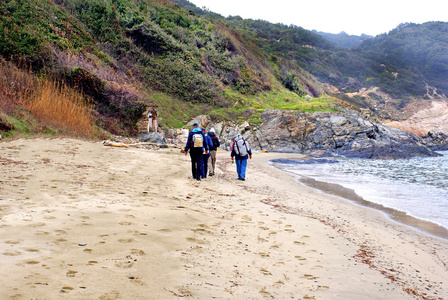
186 0 448 36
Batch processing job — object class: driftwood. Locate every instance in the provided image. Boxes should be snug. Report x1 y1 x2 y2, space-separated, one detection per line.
102 140 177 149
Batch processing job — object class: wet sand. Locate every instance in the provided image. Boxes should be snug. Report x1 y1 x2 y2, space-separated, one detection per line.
0 138 447 299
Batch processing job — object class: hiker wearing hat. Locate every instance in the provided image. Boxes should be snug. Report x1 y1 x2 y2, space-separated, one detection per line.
184 123 209 181
207 128 220 176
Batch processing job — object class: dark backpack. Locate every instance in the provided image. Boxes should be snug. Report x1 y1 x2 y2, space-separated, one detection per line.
212 136 220 149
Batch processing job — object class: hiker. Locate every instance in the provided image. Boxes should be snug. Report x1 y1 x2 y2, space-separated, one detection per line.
201 128 214 178
230 134 252 181
147 108 158 132
184 123 209 181
147 110 153 133
207 128 220 176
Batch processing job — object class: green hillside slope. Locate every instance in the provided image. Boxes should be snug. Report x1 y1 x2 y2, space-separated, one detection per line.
1 0 335 138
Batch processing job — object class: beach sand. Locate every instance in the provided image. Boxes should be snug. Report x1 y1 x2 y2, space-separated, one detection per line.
0 138 447 299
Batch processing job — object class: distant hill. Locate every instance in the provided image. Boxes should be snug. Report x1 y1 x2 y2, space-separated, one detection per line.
313 31 373 49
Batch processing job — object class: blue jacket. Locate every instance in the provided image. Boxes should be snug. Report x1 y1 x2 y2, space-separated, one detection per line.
184 128 209 153
204 135 213 154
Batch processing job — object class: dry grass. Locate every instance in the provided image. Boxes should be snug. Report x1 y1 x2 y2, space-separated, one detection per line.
0 58 97 138
28 79 96 138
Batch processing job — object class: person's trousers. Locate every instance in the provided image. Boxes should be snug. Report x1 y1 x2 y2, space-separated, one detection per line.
202 154 210 178
208 150 217 175
189 149 204 180
235 158 248 179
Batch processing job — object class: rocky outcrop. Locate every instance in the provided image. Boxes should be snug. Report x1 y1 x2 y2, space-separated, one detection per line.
203 110 439 159
421 131 448 150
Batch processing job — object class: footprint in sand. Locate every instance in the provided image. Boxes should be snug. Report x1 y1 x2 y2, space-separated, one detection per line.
130 249 145 255
294 241 306 246
259 289 273 298
295 255 307 261
5 240 22 245
119 221 132 226
98 290 120 300
242 215 252 222
260 268 272 275
191 228 212 234
35 230 50 236
54 238 68 243
301 274 319 280
185 237 208 245
60 286 74 293
24 248 40 253
258 252 270 258
118 238 135 243
274 280 285 287
3 250 22 256
66 270 78 277
115 261 134 268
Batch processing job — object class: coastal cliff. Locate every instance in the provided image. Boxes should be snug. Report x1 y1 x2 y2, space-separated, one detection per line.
186 110 441 159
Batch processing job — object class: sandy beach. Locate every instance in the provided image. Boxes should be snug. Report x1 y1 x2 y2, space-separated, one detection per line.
0 138 447 299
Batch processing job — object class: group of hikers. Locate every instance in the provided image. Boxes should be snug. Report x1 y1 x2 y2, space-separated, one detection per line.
184 123 252 181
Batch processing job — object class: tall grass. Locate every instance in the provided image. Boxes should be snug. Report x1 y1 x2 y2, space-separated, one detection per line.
0 58 97 138
28 79 96 138
0 58 36 114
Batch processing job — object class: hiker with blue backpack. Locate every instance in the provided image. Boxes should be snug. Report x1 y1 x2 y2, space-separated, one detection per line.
230 134 252 181
184 123 209 181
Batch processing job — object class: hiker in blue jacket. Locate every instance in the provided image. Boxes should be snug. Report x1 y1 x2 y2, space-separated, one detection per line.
201 128 214 178
230 134 252 181
184 123 209 181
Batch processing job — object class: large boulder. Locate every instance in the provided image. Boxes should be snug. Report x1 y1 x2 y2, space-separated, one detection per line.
138 132 166 144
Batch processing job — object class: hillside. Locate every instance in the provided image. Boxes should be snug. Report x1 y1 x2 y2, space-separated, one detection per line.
313 31 373 49
1 0 447 139
1 0 335 138
173 0 448 120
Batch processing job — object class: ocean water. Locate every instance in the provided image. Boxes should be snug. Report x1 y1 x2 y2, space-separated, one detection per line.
271 151 448 237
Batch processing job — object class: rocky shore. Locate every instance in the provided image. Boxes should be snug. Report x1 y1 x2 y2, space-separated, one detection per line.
177 109 446 159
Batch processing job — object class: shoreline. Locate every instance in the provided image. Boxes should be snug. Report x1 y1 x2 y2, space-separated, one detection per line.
273 167 448 240
1 138 447 299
